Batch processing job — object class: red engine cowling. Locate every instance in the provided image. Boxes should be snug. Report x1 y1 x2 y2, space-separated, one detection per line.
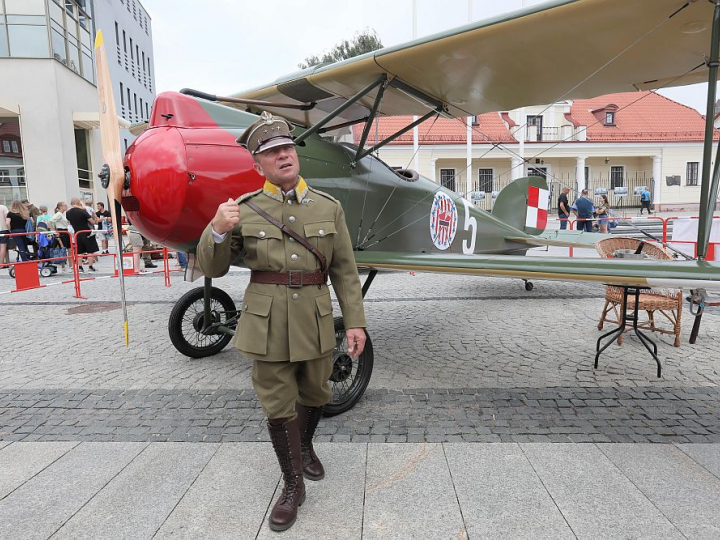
123 92 263 251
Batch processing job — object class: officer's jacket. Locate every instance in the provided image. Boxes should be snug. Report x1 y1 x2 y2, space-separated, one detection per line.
197 177 367 362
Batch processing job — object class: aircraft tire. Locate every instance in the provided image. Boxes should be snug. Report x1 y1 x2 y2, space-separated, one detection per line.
323 316 374 417
168 286 237 358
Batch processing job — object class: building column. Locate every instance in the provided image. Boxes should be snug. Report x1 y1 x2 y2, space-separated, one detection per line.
431 158 438 184
576 156 587 191
511 157 524 180
652 155 661 202
466 116 473 198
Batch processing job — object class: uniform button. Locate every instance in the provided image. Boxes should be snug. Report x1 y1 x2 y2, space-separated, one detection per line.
291 254 299 261
258 231 266 238
289 237 295 243
288 216 296 223
292 293 299 300
319 229 325 236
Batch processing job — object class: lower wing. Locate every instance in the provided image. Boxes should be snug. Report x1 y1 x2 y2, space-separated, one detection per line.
353 251 720 291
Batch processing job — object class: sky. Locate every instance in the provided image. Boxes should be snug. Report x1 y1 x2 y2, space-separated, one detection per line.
138 0 710 114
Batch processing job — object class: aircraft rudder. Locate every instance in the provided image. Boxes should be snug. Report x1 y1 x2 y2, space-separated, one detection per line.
492 176 550 235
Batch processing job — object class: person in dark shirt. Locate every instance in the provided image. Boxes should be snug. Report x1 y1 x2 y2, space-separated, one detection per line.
557 187 571 230
95 202 112 254
66 197 98 271
573 189 595 233
6 199 31 261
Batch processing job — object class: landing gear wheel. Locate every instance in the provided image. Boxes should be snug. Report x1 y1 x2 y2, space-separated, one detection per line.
40 267 53 277
168 286 237 358
323 316 374 417
9 267 15 278
524 280 534 291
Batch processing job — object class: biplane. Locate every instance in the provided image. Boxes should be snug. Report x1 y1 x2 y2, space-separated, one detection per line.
95 0 720 414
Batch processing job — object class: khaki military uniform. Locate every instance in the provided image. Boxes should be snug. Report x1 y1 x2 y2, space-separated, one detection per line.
197 177 366 418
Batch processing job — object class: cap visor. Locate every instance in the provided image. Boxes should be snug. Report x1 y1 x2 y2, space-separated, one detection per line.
254 137 295 154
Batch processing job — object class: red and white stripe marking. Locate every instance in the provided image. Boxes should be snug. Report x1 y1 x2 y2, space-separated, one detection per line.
525 186 549 230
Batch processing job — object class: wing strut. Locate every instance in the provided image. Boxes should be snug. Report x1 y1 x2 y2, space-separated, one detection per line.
697 0 720 260
294 76 387 145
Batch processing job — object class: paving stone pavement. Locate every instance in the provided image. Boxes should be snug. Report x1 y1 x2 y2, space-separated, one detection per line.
1 263 720 443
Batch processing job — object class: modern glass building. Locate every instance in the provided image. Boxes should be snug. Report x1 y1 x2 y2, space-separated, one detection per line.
0 0 153 210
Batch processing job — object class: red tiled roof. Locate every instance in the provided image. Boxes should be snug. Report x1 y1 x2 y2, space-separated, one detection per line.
570 91 717 142
352 91 717 145
352 112 517 146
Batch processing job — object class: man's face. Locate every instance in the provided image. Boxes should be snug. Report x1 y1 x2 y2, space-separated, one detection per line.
253 144 300 185
97 204 104 212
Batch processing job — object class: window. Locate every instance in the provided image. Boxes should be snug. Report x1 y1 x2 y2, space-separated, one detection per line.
477 168 493 193
119 82 124 105
139 98 143 120
145 102 150 119
605 111 615 125
440 169 456 192
127 88 131 112
115 22 119 46
528 166 547 179
142 51 145 71
7 24 49 57
527 115 543 141
0 170 10 185
122 30 126 52
129 37 133 60
134 93 138 119
11 141 19 153
2 141 10 153
610 166 625 189
687 162 699 186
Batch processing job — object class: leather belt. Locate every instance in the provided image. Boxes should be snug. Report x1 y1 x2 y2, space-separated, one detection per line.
250 270 327 288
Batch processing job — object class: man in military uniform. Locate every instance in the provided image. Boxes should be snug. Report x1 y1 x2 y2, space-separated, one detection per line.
197 111 366 532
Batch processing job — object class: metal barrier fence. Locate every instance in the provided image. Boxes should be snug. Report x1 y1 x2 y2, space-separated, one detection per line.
554 215 719 260
0 229 183 296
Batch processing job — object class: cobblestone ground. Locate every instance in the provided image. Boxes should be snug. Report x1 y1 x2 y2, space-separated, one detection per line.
1 259 719 443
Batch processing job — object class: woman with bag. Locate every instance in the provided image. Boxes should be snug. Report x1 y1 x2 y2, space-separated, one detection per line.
596 194 612 234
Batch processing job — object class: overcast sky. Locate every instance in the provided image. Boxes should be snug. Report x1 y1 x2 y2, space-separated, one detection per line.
138 0 710 114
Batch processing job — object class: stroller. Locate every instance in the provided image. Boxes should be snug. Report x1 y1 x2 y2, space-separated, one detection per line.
8 222 61 278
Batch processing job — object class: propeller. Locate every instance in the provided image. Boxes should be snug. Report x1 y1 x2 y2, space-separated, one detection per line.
95 30 130 346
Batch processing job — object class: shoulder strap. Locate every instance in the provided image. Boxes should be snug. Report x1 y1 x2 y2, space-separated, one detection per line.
243 199 327 273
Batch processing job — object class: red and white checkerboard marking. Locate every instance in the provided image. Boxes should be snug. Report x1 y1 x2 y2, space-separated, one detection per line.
525 185 549 230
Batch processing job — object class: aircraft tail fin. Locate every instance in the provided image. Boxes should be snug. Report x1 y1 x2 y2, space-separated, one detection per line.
492 176 551 235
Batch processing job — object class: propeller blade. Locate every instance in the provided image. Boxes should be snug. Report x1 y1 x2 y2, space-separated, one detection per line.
95 29 130 346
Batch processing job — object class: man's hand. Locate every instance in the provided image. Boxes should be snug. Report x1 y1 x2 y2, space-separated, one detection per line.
346 328 366 358
211 198 240 234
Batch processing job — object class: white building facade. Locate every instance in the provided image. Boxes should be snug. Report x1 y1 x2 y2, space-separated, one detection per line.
365 92 714 213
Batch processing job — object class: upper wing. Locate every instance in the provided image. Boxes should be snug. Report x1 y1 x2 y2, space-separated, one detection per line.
353 250 720 292
233 0 715 127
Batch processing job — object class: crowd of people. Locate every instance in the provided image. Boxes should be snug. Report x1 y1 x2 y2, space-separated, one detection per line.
556 187 649 232
0 196 188 272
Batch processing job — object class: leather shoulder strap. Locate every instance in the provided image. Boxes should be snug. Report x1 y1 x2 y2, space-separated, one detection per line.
243 199 327 273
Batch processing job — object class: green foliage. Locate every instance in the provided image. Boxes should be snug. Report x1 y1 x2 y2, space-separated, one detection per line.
298 29 383 69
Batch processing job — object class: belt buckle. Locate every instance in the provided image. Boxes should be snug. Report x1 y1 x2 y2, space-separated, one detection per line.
288 270 303 288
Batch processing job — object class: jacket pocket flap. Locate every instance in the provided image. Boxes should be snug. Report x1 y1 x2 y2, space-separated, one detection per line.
304 221 337 238
243 291 273 317
243 223 282 240
315 294 333 316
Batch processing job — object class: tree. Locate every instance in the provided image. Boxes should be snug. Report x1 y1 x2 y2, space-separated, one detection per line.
298 29 383 69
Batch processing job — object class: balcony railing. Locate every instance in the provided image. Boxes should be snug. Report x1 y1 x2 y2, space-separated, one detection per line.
525 125 587 142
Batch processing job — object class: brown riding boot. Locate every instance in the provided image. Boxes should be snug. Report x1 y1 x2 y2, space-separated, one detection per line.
267 417 306 532
296 404 325 481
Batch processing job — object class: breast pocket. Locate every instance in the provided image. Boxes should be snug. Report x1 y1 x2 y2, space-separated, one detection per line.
243 223 282 269
304 221 337 260
237 291 273 355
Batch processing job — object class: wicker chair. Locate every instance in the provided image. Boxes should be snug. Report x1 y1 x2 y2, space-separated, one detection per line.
596 237 682 347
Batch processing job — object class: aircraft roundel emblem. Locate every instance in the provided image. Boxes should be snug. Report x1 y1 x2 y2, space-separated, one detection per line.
429 191 458 250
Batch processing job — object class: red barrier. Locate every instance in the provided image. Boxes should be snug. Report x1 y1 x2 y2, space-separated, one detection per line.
0 230 75 293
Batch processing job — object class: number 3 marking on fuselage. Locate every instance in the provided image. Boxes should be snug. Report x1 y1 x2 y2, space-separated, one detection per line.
461 198 476 254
